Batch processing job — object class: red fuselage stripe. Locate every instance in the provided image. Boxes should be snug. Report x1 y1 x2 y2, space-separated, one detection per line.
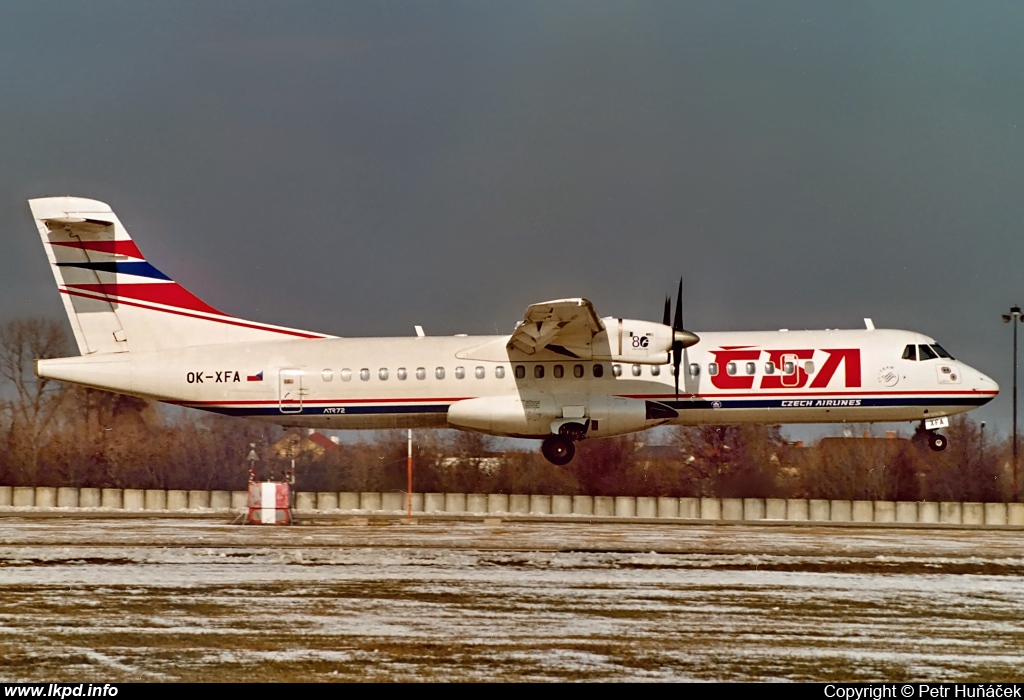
59 288 328 339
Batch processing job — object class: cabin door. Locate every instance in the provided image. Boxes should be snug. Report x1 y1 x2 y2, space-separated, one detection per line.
278 368 304 413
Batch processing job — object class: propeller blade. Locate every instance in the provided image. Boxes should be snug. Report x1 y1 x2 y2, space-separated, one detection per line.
663 296 671 327
673 279 684 333
672 279 684 398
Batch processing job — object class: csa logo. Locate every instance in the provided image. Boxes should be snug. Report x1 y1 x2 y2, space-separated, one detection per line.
878 366 899 387
711 401 723 409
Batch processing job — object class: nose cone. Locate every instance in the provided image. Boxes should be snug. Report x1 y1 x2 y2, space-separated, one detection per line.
967 367 999 405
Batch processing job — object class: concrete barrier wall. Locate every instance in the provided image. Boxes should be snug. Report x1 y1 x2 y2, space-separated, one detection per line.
146 490 167 510
167 490 187 510
744 498 765 520
636 497 656 518
594 496 614 516
552 495 572 515
679 497 699 519
808 499 829 521
614 496 635 518
659 497 681 518
530 495 552 515
123 489 145 510
572 495 593 515
2 486 1023 528
721 498 743 520
467 494 488 514
57 487 79 508
101 488 122 509
700 497 721 520
765 498 787 520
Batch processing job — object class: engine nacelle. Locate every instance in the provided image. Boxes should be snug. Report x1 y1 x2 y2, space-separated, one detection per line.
594 318 674 364
447 394 677 439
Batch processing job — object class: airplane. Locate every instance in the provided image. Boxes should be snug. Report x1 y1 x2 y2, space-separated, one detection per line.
28 196 998 465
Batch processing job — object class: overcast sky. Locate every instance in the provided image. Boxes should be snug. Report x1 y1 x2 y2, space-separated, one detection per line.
2 2 1023 438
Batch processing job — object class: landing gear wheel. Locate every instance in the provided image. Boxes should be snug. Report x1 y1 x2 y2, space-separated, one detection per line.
928 432 947 452
541 436 576 466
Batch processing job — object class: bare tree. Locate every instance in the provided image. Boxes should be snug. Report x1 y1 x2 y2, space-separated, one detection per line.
0 318 71 484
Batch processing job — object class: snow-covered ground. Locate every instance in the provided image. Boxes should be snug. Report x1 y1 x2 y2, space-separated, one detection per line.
0 519 1022 682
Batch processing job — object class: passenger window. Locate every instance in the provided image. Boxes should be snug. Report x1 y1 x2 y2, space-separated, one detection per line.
495 366 505 379
534 365 544 379
573 364 584 378
932 344 954 359
378 368 389 381
688 363 700 377
340 368 352 382
783 361 795 375
708 362 719 376
415 367 426 380
515 365 526 379
455 366 466 379
475 366 485 379
359 368 370 381
918 345 938 361
593 364 604 378
746 362 756 375
902 344 917 361
632 364 642 377
651 365 660 376
435 367 445 380
764 362 775 375
322 369 333 382
612 364 622 377
727 362 737 376
554 364 564 378
804 361 815 374
397 368 408 381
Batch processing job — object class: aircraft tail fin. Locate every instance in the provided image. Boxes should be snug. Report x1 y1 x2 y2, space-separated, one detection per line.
29 197 331 355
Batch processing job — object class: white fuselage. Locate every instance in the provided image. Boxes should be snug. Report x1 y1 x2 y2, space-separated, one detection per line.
37 327 998 438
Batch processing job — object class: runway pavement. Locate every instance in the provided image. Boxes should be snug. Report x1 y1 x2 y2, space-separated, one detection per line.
1 518 1022 682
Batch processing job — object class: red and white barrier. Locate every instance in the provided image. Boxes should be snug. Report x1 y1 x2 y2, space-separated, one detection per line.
247 482 291 525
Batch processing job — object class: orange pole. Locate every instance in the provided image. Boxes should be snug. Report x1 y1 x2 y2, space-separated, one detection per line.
406 428 413 518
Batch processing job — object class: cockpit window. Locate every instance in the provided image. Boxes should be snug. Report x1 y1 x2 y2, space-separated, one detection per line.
932 344 954 359
918 344 938 361
902 344 916 361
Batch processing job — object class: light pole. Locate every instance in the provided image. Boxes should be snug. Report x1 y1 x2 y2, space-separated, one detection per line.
1002 306 1022 502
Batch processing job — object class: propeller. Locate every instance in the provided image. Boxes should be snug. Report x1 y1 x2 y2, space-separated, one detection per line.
665 279 700 399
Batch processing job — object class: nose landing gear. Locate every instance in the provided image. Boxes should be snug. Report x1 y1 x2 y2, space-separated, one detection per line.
928 431 947 452
918 417 950 452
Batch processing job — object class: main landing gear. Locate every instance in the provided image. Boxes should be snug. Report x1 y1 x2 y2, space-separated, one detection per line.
541 435 575 466
540 422 588 465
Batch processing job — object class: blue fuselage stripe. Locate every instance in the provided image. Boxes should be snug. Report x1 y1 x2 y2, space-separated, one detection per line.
188 395 991 418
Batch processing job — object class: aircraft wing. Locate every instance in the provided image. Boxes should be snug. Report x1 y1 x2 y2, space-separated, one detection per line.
506 298 605 359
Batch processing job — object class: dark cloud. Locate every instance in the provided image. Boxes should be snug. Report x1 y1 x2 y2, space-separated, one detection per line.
2 1 1023 435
